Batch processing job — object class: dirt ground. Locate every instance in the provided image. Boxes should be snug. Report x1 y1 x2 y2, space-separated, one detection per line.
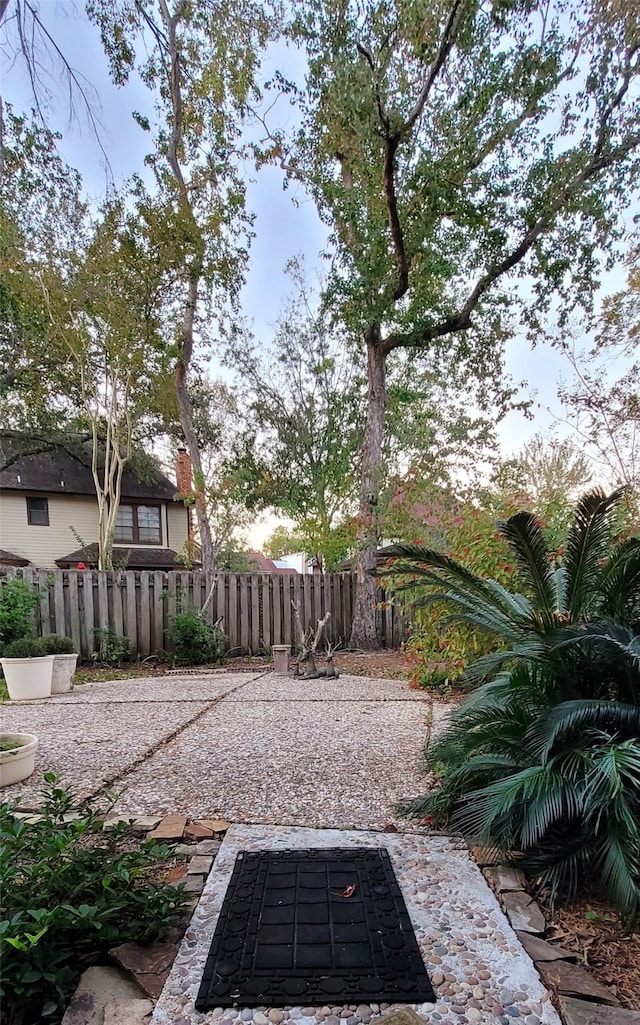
219 649 411 678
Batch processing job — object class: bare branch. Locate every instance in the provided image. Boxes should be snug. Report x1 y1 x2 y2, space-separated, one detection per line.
8 0 113 177
311 610 331 652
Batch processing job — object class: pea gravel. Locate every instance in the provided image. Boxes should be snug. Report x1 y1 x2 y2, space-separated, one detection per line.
3 671 559 1025
151 824 561 1025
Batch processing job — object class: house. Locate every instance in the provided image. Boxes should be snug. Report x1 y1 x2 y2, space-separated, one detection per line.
0 433 194 570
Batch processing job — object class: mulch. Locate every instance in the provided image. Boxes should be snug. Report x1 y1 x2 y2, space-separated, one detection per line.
540 895 640 1010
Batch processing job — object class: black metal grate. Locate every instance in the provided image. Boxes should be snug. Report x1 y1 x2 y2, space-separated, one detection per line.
196 848 435 1009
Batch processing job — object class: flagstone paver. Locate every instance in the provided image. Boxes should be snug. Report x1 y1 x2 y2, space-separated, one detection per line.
1 699 211 806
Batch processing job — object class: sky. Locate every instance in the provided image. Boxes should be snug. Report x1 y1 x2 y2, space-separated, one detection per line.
2 2 637 545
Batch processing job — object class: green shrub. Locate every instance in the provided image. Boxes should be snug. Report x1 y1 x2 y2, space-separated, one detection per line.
92 627 130 666
0 774 190 1025
383 494 522 688
383 490 640 926
40 634 76 655
169 608 227 665
0 577 40 652
2 637 47 658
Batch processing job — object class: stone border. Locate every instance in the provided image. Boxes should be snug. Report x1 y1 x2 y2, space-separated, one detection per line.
60 818 638 1025
470 850 635 1025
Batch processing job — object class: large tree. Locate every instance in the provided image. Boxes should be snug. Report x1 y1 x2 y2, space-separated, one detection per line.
271 0 640 647
1 110 172 566
88 0 275 572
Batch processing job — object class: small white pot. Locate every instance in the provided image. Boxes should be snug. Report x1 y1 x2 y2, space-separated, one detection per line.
0 733 38 787
51 653 78 694
0 655 54 700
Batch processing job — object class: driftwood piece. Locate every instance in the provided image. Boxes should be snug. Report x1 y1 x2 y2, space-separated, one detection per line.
291 601 338 679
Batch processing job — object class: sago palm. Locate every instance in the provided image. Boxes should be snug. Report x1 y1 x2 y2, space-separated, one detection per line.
381 490 640 925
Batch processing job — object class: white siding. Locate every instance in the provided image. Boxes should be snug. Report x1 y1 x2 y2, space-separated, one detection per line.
0 493 99 567
167 503 189 553
0 493 188 566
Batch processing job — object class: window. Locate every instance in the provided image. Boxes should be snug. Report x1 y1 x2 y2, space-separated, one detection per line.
114 504 161 544
26 497 49 526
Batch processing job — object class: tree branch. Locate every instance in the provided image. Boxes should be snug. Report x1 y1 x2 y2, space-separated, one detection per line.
365 2 469 301
384 130 640 354
403 0 468 135
12 0 113 176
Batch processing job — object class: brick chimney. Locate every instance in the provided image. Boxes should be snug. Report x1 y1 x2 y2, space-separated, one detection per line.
176 447 194 537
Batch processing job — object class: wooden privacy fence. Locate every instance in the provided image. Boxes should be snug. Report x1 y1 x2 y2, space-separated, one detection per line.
0 568 403 660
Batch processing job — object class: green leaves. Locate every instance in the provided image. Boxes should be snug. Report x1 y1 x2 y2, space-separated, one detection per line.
496 511 556 623
563 489 625 620
0 775 190 1024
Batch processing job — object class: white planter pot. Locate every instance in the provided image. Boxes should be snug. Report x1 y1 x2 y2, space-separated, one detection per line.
51 653 78 694
0 733 38 787
0 655 54 700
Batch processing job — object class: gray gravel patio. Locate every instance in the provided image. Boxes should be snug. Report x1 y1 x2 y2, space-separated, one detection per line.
0 670 440 827
2 670 567 1025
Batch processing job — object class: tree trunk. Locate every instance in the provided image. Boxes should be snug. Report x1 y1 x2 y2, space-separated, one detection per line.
161 2 216 576
174 356 216 575
349 326 386 650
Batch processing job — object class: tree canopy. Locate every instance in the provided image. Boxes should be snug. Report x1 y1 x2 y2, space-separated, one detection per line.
268 0 640 645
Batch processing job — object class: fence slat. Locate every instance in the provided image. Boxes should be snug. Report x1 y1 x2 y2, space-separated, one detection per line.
54 573 66 636
80 571 94 658
215 573 226 634
228 575 238 651
124 572 137 655
39 577 51 636
97 573 109 633
239 576 250 653
262 575 271 650
343 574 352 645
68 573 81 653
153 572 165 654
138 573 151 657
251 575 260 654
112 572 124 640
273 575 282 645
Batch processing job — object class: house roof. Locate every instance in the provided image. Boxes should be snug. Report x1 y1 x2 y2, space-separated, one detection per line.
248 551 297 574
0 433 179 502
56 544 196 570
0 549 30 566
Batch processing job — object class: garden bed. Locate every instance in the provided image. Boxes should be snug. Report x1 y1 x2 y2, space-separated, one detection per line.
543 896 640 1010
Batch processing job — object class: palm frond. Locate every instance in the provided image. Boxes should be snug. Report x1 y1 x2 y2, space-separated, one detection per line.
379 545 531 626
378 544 483 591
527 700 640 761
563 489 624 620
497 511 556 622
598 832 640 929
461 642 547 685
599 538 640 621
550 566 568 611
